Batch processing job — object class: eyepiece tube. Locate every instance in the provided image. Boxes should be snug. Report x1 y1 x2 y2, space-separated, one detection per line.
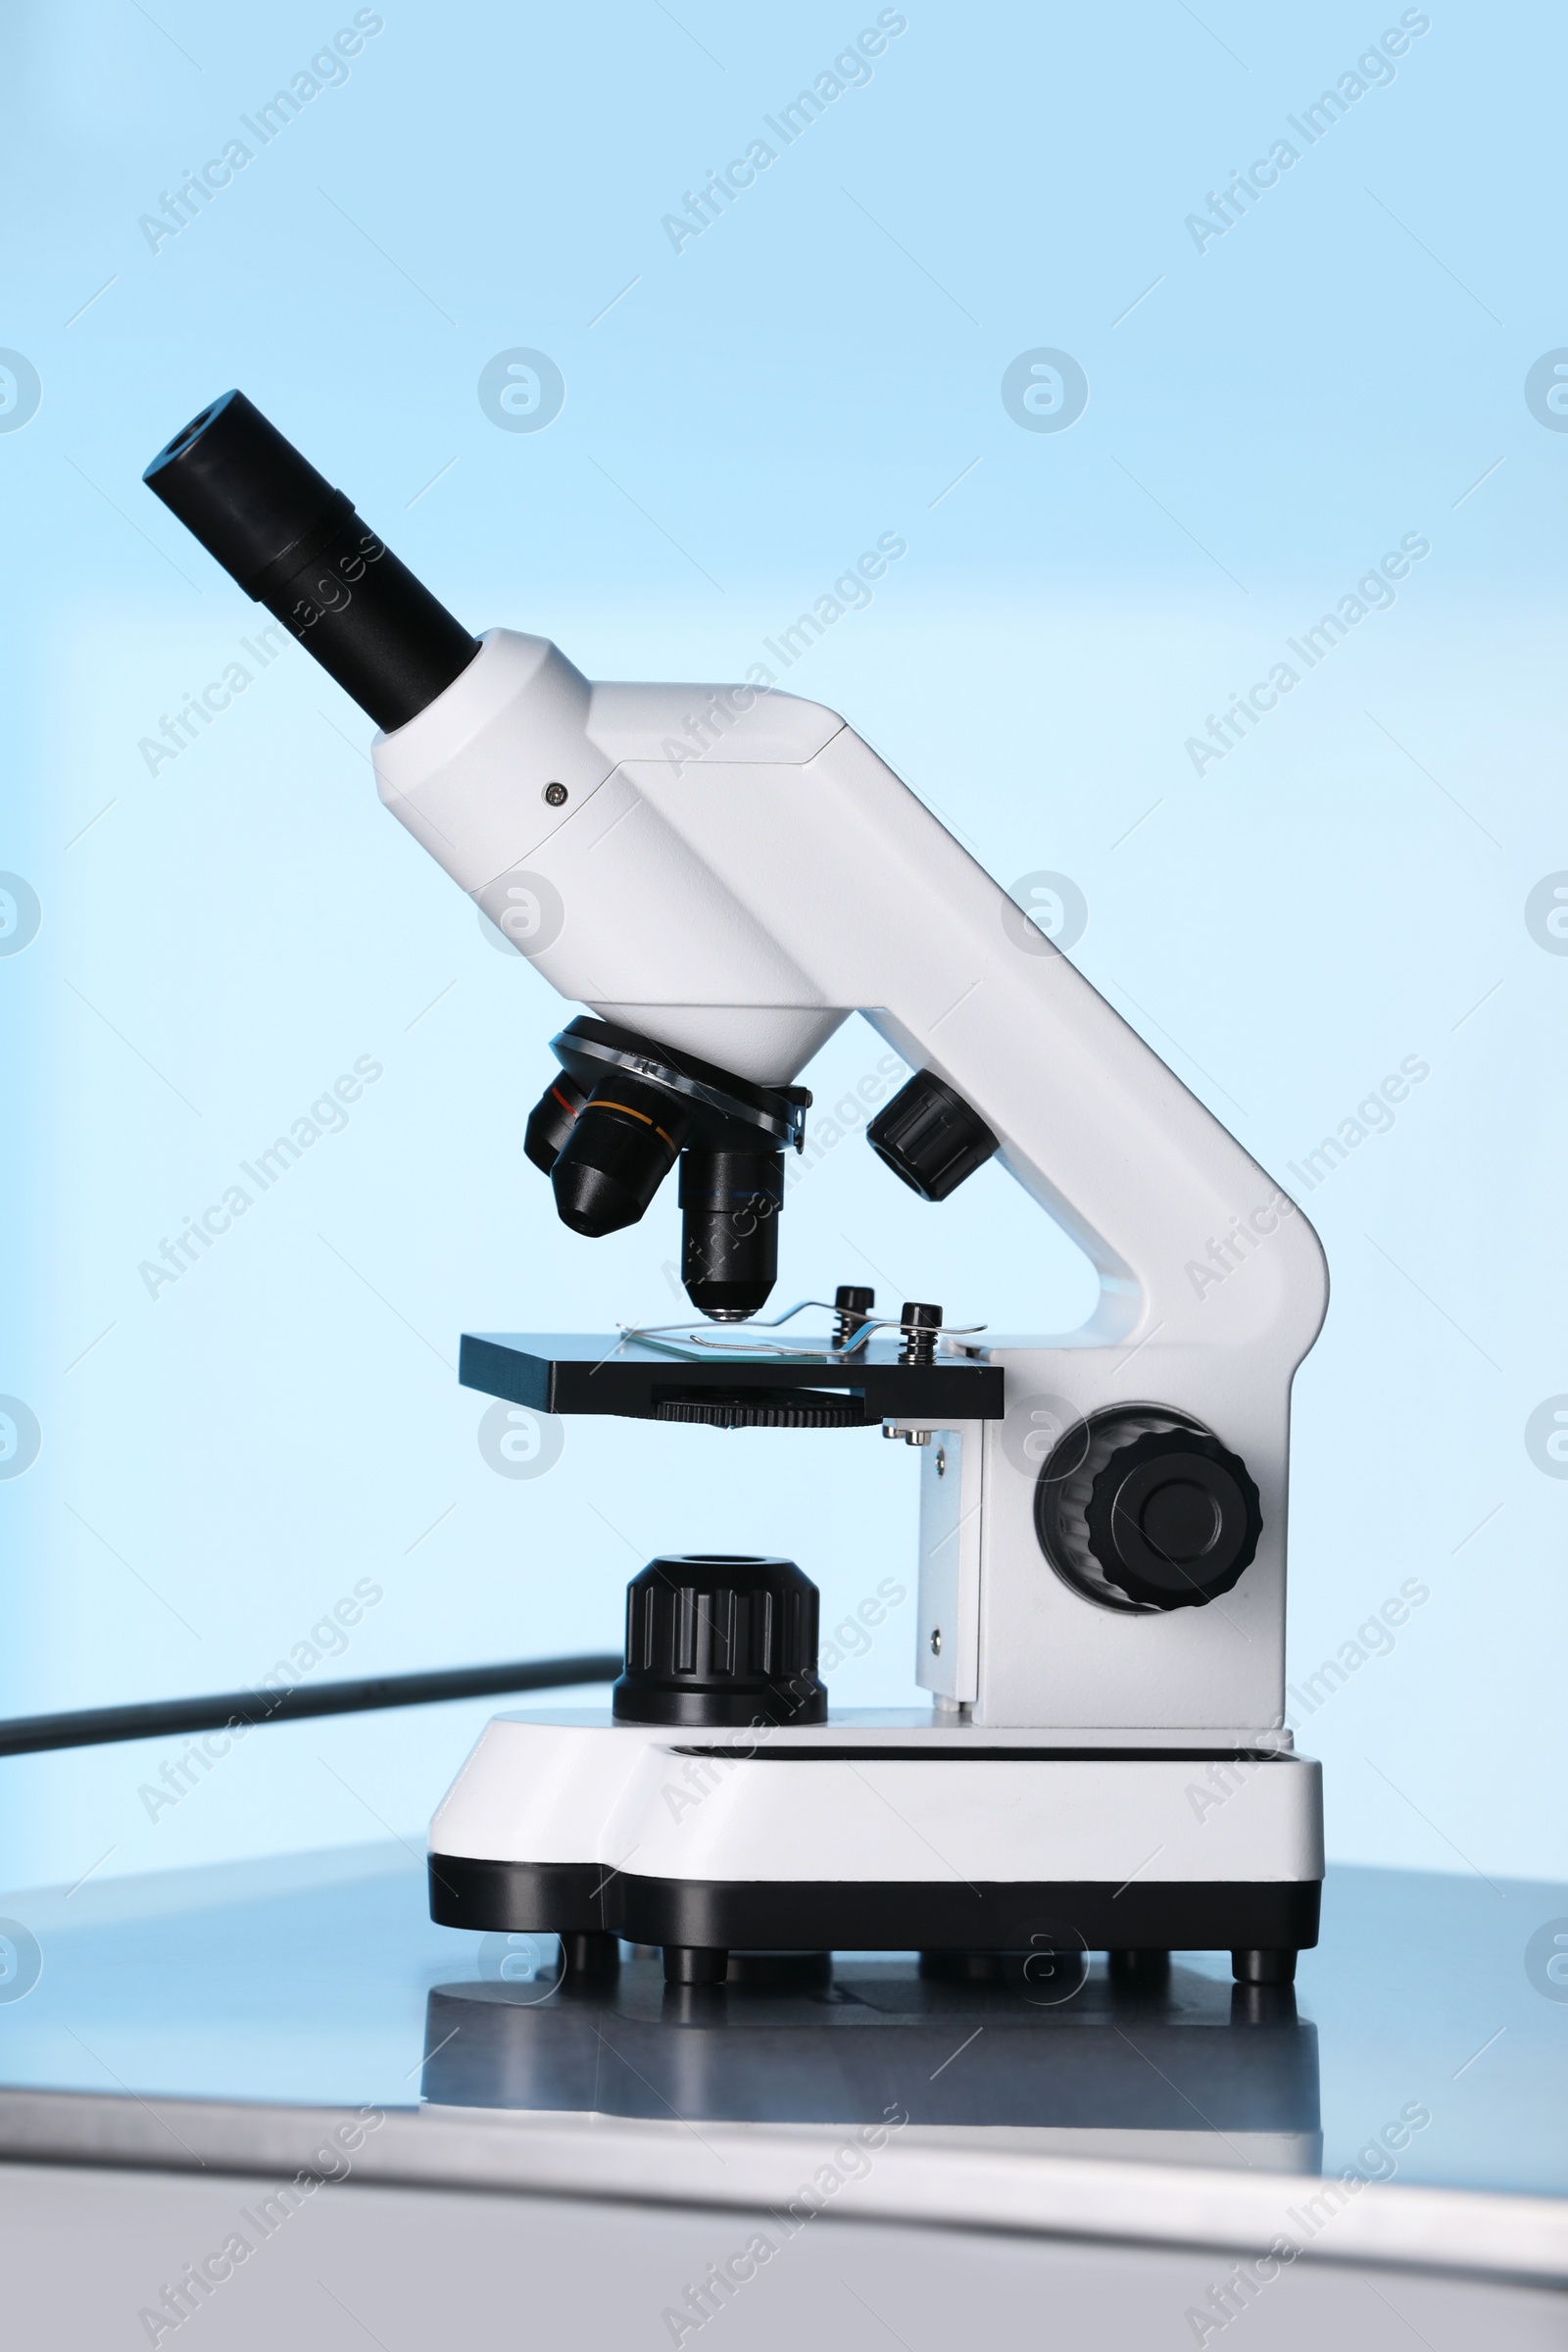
143 390 480 732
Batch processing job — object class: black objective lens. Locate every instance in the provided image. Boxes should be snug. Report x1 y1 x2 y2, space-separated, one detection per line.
679 1149 785 1321
551 1078 691 1238
143 391 480 732
523 1071 587 1177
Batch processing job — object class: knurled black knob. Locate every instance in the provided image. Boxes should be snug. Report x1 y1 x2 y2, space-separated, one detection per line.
1086 1428 1262 1611
866 1070 999 1202
612 1554 828 1727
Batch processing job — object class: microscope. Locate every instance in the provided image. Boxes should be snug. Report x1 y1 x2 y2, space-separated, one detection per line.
146 393 1329 1993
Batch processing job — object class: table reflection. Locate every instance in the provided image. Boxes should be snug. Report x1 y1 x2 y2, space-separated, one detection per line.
422 1945 1321 2171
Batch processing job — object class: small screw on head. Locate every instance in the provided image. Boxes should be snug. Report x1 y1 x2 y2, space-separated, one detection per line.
543 781 568 808
935 1446 947 1477
930 1627 943 1655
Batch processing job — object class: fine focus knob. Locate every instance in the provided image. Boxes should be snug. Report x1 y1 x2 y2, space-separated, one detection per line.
866 1070 999 1202
1034 1406 1263 1614
613 1554 828 1726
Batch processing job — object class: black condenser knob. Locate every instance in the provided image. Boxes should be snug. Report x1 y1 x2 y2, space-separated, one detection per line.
613 1555 827 1727
867 1070 999 1202
1086 1428 1263 1611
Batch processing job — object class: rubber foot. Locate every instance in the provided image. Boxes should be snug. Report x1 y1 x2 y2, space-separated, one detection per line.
918 1950 1004 1984
663 1944 728 1986
1108 1948 1171 1987
560 1931 619 1984
1231 1947 1297 1985
1231 1981 1298 2026
725 1950 832 1989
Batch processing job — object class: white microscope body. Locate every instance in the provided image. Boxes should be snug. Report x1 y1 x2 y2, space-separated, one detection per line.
375 631 1328 1981
142 394 1327 1983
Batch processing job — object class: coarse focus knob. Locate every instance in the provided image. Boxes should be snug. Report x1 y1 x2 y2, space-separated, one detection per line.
612 1555 828 1727
1088 1428 1262 1610
1035 1406 1263 1613
866 1070 999 1202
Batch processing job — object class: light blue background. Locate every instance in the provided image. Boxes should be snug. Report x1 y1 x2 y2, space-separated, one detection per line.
2 0 1563 1894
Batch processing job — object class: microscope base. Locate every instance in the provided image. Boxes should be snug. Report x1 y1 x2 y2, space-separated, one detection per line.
430 1854 1319 1979
428 1713 1323 1984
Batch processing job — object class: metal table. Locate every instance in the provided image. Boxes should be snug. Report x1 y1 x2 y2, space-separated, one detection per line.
0 1838 1563 2347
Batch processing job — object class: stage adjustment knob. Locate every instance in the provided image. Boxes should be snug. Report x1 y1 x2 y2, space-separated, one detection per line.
866 1070 998 1201
613 1554 828 1727
1034 1406 1263 1614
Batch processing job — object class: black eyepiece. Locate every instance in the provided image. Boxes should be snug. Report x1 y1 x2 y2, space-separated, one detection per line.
143 390 480 732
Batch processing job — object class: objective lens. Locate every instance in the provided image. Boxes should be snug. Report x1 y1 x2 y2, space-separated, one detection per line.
550 1078 691 1238
679 1149 785 1320
524 1072 587 1177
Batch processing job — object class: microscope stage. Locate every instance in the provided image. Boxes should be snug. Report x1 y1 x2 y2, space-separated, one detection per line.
459 1332 1005 1426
